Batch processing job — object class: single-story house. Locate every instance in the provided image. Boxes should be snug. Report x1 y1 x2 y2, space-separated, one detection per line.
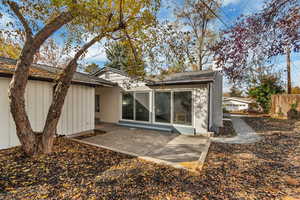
223 97 253 112
0 56 223 150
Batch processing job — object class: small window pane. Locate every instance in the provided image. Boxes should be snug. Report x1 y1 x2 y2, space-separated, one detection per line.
155 92 171 123
173 91 192 125
135 93 150 121
122 93 134 120
95 95 100 112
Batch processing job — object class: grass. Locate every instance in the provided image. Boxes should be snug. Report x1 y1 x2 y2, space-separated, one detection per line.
0 117 299 199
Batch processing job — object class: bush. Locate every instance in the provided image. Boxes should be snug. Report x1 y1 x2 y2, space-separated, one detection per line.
248 75 284 113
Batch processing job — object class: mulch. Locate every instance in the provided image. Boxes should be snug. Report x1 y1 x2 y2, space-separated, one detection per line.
0 119 300 199
215 119 237 137
242 117 299 133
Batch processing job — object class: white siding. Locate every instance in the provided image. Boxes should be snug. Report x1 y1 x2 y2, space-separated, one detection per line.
0 77 95 149
57 84 95 136
0 78 52 149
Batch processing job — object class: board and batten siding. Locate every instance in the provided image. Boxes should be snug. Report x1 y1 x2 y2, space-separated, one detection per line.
0 77 95 149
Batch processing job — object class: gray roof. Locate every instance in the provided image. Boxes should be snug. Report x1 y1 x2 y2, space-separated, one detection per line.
146 70 218 86
0 57 116 87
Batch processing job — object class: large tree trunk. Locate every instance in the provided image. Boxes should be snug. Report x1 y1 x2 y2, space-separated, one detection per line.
41 34 105 154
6 0 74 156
8 43 37 155
287 48 292 94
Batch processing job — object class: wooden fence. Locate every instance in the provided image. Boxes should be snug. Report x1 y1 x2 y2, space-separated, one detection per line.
271 94 300 119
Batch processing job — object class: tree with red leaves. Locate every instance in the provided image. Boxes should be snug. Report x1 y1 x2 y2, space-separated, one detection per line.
212 0 300 93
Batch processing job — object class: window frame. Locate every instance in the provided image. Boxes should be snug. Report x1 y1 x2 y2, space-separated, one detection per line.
153 89 194 128
121 91 151 123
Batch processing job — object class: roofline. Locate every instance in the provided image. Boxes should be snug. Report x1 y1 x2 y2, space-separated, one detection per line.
92 66 128 77
0 72 114 87
0 56 117 87
223 97 253 103
146 79 214 86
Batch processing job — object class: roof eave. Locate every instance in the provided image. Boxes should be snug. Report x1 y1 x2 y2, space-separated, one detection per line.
145 79 214 86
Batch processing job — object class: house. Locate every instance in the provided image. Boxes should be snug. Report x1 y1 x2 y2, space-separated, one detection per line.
0 57 223 149
223 97 253 112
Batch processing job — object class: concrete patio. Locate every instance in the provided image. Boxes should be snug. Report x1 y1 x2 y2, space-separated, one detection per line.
71 123 211 172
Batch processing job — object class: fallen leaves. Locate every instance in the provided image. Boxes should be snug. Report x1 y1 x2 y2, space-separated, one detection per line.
0 117 299 199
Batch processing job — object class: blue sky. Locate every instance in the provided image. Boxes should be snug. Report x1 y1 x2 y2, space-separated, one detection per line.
1 0 299 91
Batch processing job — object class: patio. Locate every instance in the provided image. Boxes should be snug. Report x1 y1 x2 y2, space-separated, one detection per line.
71 123 211 171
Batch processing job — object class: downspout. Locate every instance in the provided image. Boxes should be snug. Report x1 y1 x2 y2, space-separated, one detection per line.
207 83 211 132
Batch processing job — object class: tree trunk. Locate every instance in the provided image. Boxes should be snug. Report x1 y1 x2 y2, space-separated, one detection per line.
6 1 74 156
287 48 292 94
8 43 38 156
41 34 106 154
42 61 78 154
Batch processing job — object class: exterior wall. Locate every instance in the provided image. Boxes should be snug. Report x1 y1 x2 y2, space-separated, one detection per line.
97 70 212 135
95 86 121 123
223 100 249 111
210 72 223 132
57 85 95 135
0 77 95 149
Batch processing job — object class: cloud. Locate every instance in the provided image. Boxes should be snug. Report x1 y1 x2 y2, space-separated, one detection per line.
83 41 107 64
222 0 241 6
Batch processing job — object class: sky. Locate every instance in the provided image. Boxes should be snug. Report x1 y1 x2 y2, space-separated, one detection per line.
1 0 299 91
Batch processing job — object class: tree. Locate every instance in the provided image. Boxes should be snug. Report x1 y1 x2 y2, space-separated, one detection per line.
84 63 100 74
292 86 300 94
229 86 243 97
34 38 70 68
0 34 21 59
1 0 159 156
105 42 130 70
174 0 220 70
248 75 285 113
212 0 300 93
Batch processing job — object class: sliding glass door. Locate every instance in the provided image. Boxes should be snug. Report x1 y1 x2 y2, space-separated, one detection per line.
135 93 150 121
173 91 192 125
122 92 150 122
155 91 171 123
122 92 134 120
154 90 192 126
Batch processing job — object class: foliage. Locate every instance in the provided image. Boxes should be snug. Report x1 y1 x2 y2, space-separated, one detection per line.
229 86 243 97
34 38 71 67
104 41 146 76
0 34 21 59
84 63 100 74
212 0 300 81
248 75 285 113
174 0 220 70
292 86 300 94
1 0 160 155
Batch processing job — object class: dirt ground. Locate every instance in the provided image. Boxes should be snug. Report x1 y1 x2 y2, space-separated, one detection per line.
0 117 299 200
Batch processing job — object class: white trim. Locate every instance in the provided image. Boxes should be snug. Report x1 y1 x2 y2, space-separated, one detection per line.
153 89 194 128
120 91 151 123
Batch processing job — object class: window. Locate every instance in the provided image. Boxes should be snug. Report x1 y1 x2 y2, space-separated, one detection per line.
95 95 100 112
135 93 150 121
155 92 171 123
173 91 192 125
122 92 134 120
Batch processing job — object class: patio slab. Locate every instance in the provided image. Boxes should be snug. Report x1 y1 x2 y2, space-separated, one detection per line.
74 123 210 172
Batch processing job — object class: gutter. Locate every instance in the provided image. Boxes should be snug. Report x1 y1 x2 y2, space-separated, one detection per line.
146 79 214 86
0 72 115 88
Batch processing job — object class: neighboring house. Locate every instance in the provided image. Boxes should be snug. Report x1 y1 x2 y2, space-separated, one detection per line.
223 97 253 112
0 57 223 149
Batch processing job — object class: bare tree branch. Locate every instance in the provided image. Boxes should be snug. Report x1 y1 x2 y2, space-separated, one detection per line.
6 1 33 40
33 11 74 49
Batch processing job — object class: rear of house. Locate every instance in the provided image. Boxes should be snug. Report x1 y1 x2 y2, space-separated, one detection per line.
0 57 114 149
93 67 223 135
0 57 223 149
